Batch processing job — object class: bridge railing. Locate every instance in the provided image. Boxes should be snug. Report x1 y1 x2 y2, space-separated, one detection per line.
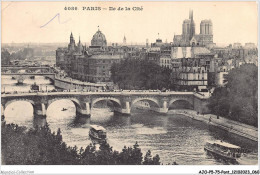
2 73 55 75
1 90 198 97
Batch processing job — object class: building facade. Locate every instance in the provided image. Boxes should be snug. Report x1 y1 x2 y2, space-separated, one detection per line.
56 30 124 83
171 46 215 90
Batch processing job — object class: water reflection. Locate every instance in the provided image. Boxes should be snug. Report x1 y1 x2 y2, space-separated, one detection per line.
4 101 34 129
2 75 258 165
3 100 258 165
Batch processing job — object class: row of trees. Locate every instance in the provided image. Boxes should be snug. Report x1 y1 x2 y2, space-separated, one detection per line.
1 122 168 165
1 48 34 63
110 59 173 90
208 64 258 126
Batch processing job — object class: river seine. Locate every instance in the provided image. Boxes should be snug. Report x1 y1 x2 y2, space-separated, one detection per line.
1 76 258 165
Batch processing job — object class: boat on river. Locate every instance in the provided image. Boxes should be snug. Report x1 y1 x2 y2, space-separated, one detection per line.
61 108 67 111
89 125 107 141
204 140 242 161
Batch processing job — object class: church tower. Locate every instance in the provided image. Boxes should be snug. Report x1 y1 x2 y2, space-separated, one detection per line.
77 36 83 53
70 32 74 44
123 35 126 45
68 32 76 51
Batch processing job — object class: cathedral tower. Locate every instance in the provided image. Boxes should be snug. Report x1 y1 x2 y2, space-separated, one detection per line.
200 20 212 35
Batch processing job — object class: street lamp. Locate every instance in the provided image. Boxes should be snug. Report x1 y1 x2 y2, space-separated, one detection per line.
46 86 47 92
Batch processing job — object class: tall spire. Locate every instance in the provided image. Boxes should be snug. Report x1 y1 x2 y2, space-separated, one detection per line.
189 9 193 20
189 9 195 40
123 35 126 45
70 32 74 44
79 36 81 43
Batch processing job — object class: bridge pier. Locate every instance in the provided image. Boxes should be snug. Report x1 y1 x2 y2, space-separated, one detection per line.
114 102 131 116
34 103 47 118
150 101 168 114
150 107 168 114
1 106 5 121
75 102 91 118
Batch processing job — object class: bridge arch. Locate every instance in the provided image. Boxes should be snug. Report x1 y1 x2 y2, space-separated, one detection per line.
168 98 193 110
4 99 35 109
131 97 160 108
91 97 122 108
1 104 4 117
3 100 34 119
48 98 81 109
46 98 84 117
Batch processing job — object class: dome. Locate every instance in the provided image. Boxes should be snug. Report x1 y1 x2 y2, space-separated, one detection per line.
91 29 107 47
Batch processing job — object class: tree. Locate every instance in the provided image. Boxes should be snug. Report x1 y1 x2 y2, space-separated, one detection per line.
142 150 160 165
208 64 258 126
117 142 143 165
2 123 165 165
110 59 173 90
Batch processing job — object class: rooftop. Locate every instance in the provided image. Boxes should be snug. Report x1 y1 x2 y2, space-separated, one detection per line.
89 54 123 59
90 125 106 131
207 140 241 149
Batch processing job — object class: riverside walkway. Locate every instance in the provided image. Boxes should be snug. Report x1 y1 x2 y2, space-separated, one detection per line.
169 109 258 142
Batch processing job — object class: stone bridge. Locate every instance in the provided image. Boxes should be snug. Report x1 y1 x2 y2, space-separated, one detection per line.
2 73 55 83
2 66 55 83
1 91 210 118
1 66 52 73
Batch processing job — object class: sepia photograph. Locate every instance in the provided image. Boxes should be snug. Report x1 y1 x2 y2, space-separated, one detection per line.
1 0 259 174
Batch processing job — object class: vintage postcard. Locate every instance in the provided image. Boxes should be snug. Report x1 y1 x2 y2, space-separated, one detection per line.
1 1 259 174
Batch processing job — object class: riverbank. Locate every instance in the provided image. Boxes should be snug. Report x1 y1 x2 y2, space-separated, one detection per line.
168 110 258 142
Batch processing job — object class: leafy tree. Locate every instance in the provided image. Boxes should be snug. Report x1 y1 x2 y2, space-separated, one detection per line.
208 64 258 126
143 150 153 165
1 123 166 165
208 87 230 117
117 142 143 165
110 59 173 90
79 143 97 165
143 150 160 165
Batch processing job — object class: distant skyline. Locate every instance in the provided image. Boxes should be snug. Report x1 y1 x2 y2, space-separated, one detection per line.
1 1 258 46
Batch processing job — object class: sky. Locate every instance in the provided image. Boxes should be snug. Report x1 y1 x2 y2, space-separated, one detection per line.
1 1 258 46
